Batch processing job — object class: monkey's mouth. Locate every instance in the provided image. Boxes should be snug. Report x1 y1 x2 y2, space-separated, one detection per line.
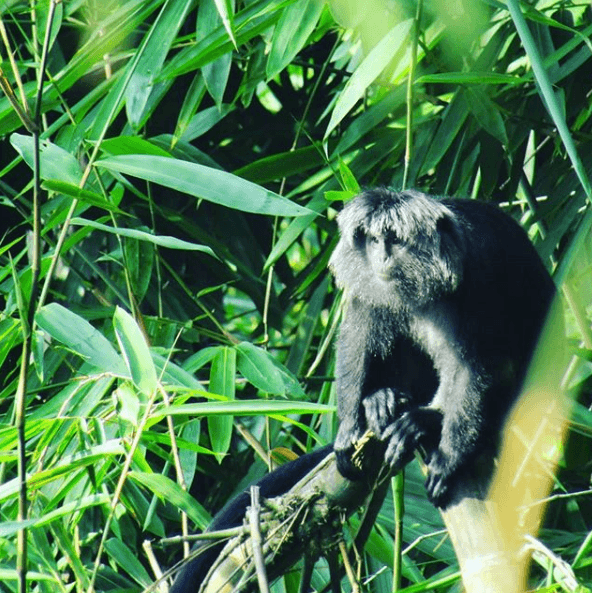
377 271 395 282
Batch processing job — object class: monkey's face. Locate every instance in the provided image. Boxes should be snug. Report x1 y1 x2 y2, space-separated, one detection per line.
329 189 466 310
363 231 401 283
357 227 450 305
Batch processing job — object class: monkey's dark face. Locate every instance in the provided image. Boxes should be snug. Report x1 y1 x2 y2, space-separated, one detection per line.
330 189 466 309
361 230 402 283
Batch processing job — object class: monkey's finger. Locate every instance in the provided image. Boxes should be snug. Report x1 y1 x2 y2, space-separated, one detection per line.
385 435 417 471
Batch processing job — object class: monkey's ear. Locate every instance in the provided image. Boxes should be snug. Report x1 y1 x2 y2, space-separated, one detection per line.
436 215 466 263
436 214 465 250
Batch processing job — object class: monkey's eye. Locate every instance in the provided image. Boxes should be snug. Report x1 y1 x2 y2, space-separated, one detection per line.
384 231 401 246
353 228 366 247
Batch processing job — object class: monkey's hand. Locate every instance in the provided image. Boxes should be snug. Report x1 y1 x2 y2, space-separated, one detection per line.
362 387 403 436
424 450 459 508
383 407 442 469
384 408 469 507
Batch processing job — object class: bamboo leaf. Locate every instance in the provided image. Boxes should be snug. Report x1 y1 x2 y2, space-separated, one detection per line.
70 218 218 256
126 0 194 128
236 342 285 394
42 180 126 214
208 347 236 461
128 472 211 528
10 133 82 184
114 307 158 396
36 304 128 376
267 0 324 79
96 155 313 216
325 19 413 140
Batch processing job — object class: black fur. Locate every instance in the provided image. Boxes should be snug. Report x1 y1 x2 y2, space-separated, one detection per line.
169 445 332 592
329 189 555 508
168 188 555 591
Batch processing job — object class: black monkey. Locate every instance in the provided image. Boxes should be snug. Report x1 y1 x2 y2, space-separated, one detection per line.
329 189 556 508
168 188 555 590
169 445 333 593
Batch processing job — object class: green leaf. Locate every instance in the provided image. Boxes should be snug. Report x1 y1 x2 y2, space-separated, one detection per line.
161 0 284 78
96 155 313 216
182 347 220 373
337 160 360 193
267 0 324 79
70 217 217 256
0 520 38 537
325 19 413 140
104 539 152 587
506 0 592 199
0 319 20 374
420 90 469 176
128 472 211 528
100 135 173 157
268 356 306 398
236 342 285 394
0 569 59 584
263 193 326 271
213 0 236 48
125 0 194 128
174 75 207 140
36 304 128 376
42 180 126 214
198 0 233 107
179 419 201 487
152 352 204 390
114 307 158 396
36 0 63 53
465 88 508 145
234 146 325 184
180 104 233 143
208 347 236 461
123 234 154 303
335 86 406 154
160 400 333 418
10 134 82 184
416 72 522 85
325 190 357 203
114 384 141 426
0 441 126 503
203 53 232 108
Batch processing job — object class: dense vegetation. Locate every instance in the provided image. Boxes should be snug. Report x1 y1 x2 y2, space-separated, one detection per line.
0 0 592 591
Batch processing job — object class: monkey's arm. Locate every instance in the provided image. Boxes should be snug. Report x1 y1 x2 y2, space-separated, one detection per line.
333 300 374 477
384 355 485 508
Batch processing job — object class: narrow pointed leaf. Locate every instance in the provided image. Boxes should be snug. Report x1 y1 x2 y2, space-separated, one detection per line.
114 307 158 395
96 155 312 216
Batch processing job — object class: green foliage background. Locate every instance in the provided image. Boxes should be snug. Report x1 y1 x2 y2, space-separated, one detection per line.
1 0 592 591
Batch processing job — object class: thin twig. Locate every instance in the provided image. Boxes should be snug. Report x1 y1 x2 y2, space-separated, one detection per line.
249 486 270 593
142 540 167 593
391 471 405 593
13 2 59 591
523 535 579 592
87 386 159 593
402 0 423 191
0 18 32 120
339 540 360 593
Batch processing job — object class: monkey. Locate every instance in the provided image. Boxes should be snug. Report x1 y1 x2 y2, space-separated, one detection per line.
168 188 555 590
169 445 333 593
329 188 556 508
